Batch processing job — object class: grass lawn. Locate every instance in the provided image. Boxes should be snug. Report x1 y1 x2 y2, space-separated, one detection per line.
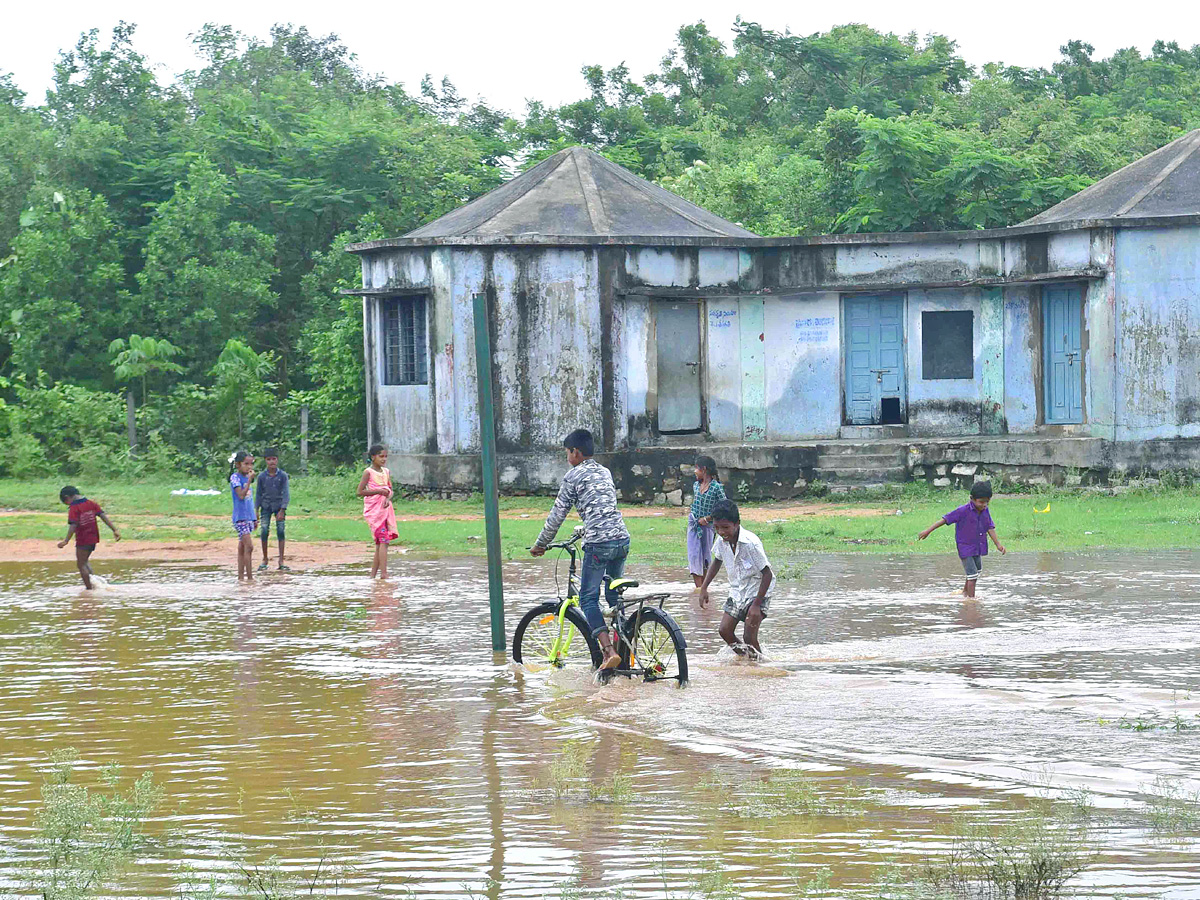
1 476 1197 563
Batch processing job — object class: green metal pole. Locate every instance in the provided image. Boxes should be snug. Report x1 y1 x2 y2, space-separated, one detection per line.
472 291 506 653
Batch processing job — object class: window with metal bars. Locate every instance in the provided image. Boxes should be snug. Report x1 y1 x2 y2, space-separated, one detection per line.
382 297 428 385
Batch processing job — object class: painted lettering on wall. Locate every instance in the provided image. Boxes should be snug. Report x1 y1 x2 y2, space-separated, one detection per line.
709 308 737 329
793 316 834 343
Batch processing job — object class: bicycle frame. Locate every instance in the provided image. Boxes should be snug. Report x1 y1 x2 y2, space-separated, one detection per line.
544 538 584 665
535 533 682 682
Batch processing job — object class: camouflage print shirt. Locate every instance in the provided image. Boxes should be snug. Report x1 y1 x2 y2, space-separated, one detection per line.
535 459 630 548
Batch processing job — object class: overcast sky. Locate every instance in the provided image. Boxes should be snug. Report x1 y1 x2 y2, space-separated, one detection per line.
5 0 1200 115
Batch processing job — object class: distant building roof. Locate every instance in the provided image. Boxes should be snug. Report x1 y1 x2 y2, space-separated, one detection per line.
1021 128 1200 227
404 146 759 240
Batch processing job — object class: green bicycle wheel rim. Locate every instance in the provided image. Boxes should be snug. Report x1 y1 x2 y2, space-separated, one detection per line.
632 618 682 682
524 611 583 668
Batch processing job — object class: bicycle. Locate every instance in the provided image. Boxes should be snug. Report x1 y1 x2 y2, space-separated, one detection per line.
512 526 689 686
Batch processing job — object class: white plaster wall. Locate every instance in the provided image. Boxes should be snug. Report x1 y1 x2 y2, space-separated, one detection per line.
698 248 740 287
763 293 840 439
623 297 653 428
365 250 436 455
835 241 979 282
450 250 486 452
1084 273 1118 435
375 383 434 453
490 252 524 446
1002 286 1039 433
1113 227 1200 440
1048 230 1092 270
627 248 696 286
610 293 629 447
907 289 983 435
1001 238 1027 277
523 249 603 447
430 248 457 453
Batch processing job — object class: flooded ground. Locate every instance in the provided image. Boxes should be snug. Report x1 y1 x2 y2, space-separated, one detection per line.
1 550 1199 897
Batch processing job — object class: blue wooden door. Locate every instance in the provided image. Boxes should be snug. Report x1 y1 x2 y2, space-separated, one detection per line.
844 294 907 425
1043 285 1083 424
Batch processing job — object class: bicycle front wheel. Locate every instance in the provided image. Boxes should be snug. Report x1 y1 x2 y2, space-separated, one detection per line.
623 607 688 686
513 601 602 671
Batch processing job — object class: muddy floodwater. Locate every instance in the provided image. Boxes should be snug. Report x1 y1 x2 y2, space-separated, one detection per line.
2 551 1200 897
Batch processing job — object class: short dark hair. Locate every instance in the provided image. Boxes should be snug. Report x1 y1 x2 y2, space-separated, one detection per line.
563 429 594 457
263 447 279 458
695 455 719 482
368 443 387 459
970 480 993 500
711 499 740 523
59 485 80 501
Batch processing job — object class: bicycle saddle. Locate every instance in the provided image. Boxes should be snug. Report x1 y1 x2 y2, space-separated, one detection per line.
606 577 639 591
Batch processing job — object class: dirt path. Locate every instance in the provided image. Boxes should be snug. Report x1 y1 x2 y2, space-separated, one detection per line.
0 539 376 565
0 500 894 524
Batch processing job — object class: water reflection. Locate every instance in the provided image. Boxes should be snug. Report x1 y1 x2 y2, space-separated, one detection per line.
0 552 1198 897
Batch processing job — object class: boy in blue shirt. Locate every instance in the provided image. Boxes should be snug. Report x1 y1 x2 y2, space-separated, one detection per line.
919 481 1006 597
255 448 290 571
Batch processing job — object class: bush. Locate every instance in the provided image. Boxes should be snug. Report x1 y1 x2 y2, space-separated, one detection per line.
28 748 164 900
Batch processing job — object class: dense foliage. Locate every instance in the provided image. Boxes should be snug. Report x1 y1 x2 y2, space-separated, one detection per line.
1 20 1198 475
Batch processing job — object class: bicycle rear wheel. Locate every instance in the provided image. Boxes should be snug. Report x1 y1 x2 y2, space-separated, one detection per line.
623 607 688 686
513 601 602 671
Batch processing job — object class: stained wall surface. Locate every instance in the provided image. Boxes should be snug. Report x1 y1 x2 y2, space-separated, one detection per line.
358 224 1199 472
1114 226 1200 440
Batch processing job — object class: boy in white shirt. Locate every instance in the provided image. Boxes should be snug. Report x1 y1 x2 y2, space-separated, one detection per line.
698 499 774 658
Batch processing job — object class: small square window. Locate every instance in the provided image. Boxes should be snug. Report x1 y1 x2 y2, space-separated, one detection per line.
383 297 428 385
922 310 973 380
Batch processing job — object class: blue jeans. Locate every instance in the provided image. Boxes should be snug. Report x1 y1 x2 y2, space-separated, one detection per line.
578 539 629 639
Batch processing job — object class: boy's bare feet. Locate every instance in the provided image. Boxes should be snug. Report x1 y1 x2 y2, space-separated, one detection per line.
599 652 621 670
730 642 747 656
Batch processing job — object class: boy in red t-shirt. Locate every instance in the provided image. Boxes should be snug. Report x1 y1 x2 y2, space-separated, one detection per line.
58 485 121 589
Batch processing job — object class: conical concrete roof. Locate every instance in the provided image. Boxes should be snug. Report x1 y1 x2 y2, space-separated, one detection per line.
405 146 759 239
1021 128 1200 226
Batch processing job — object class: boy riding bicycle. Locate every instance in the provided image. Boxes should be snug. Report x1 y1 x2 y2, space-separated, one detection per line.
531 429 628 671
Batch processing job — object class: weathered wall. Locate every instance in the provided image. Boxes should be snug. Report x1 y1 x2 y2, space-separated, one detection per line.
1001 284 1039 433
382 434 1200 501
763 293 841 440
362 250 436 454
1113 226 1200 440
361 225 1200 469
905 288 983 436
362 246 614 457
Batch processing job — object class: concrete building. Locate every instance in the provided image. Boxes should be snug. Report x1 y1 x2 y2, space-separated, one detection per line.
348 132 1200 499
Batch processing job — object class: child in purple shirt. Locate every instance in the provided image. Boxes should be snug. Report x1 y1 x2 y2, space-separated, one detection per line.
918 481 1006 597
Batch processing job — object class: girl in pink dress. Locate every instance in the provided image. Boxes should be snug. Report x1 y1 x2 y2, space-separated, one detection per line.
356 444 398 579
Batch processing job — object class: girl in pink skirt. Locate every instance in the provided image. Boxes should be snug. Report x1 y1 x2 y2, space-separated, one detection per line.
356 444 398 579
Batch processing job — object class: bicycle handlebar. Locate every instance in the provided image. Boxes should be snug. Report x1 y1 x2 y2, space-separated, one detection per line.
528 528 583 549
530 526 585 552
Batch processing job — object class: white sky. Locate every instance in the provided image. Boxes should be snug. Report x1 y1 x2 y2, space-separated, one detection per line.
4 0 1200 115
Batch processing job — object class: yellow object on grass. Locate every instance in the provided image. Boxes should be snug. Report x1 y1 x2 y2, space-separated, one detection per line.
1034 503 1051 514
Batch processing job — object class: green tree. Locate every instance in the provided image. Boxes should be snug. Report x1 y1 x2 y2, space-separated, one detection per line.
210 338 274 440
108 334 185 404
135 157 276 376
0 187 125 381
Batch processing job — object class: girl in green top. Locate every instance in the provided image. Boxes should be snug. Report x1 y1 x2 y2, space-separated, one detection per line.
686 455 726 587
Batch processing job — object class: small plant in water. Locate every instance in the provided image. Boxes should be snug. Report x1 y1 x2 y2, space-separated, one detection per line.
27 747 165 900
729 771 875 819
787 859 833 898
547 739 591 799
589 773 635 804
1143 774 1200 836
917 808 1095 900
